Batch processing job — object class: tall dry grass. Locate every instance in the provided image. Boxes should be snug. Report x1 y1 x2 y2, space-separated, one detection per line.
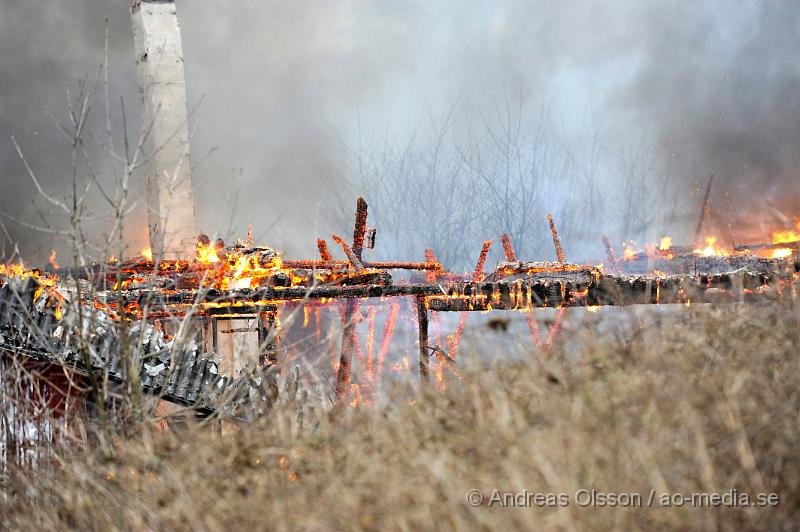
1 301 799 531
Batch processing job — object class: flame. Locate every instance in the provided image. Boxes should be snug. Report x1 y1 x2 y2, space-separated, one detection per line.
349 383 363 407
196 241 219 263
215 251 283 291
48 249 60 270
622 241 637 261
772 229 800 245
693 237 730 257
141 247 153 261
0 263 27 278
772 247 793 259
390 356 410 372
659 236 672 251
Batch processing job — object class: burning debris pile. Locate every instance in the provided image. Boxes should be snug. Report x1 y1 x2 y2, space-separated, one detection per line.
0 273 290 418
1 196 799 416
605 177 800 276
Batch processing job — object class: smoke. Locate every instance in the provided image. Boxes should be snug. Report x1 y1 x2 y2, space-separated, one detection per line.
2 1 800 264
612 1 800 240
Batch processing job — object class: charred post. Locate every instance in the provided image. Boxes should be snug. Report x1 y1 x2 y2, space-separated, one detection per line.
694 174 715 245
474 240 492 282
424 248 441 282
547 214 566 263
331 234 365 271
415 296 430 382
316 239 332 261
352 197 369 261
602 235 622 275
335 298 359 400
501 234 517 262
449 240 493 358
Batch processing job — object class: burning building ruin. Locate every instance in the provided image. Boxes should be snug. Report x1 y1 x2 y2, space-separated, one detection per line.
1 1 799 422
1 192 799 418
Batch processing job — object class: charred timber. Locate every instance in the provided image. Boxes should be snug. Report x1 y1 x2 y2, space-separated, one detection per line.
316 239 332 261
501 234 517 262
425 271 794 311
416 295 430 381
352 197 369 261
547 214 566 263
331 234 365 271
694 174 714 245
101 266 797 311
281 260 443 271
733 242 799 253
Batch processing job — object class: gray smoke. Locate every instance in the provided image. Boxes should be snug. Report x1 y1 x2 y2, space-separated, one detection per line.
613 1 800 241
2 1 799 264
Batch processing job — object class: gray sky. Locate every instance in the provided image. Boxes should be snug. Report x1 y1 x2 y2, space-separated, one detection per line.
2 1 799 263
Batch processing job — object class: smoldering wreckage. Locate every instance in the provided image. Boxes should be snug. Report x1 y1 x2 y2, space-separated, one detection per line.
2 0 800 423
2 193 799 420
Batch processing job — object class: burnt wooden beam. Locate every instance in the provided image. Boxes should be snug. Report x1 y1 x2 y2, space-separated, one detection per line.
335 298 358 400
450 240 493 358
733 241 799 253
424 248 442 282
501 234 517 262
331 234 365 272
415 295 430 382
602 235 621 275
282 259 442 271
203 304 278 315
694 174 714 245
474 240 492 282
424 270 795 311
352 197 369 261
547 214 566 263
316 239 332 261
99 262 797 310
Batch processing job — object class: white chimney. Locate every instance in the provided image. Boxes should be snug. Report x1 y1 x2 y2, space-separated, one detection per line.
131 0 198 259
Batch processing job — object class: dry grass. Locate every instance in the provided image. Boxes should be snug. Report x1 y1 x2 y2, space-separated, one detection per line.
2 302 800 531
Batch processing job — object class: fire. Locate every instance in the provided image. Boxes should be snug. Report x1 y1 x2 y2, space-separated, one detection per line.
141 247 153 261
349 383 363 407
196 241 219 263
622 241 637 261
214 251 283 291
0 263 27 278
693 237 730 257
772 248 793 259
0 263 55 286
659 236 672 251
772 229 800 245
49 249 60 270
390 356 410 372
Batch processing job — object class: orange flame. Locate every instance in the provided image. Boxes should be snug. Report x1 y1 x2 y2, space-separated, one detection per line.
659 236 672 251
622 241 637 261
141 247 153 261
48 249 60 270
0 263 27 278
196 241 219 263
772 248 793 259
772 229 800 245
693 237 730 257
